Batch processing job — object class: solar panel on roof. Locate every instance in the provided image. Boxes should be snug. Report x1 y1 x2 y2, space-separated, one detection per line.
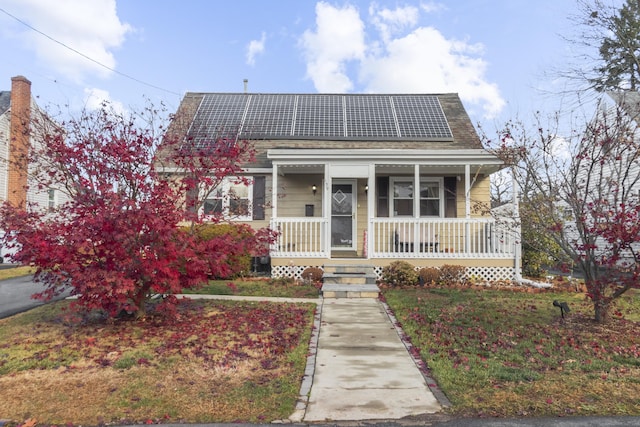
190 94 247 147
294 94 344 137
243 94 296 137
393 95 452 139
188 93 453 142
345 95 398 138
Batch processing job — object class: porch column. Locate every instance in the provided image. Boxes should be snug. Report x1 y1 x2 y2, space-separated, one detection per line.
367 163 376 258
464 164 471 218
413 165 420 219
324 163 331 258
465 164 471 252
272 162 279 218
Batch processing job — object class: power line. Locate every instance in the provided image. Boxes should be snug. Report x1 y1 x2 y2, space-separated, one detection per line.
0 6 181 96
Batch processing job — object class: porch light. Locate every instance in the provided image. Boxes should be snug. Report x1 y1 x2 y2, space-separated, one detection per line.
312 184 317 195
365 184 369 195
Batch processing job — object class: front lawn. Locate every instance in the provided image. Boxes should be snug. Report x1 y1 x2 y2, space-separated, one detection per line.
384 287 640 417
185 278 321 299
0 299 315 425
0 266 34 280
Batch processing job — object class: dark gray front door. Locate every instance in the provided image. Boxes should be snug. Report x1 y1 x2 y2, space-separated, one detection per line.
331 180 356 250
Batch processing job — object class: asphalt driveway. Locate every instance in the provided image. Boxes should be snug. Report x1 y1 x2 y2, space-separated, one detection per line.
0 275 70 319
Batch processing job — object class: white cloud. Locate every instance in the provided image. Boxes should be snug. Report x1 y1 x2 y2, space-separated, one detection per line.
299 2 366 92
369 3 419 43
420 2 446 14
3 0 132 82
246 32 267 66
83 87 125 114
300 1 505 119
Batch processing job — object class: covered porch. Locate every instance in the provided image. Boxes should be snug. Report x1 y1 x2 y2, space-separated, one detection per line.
267 148 520 280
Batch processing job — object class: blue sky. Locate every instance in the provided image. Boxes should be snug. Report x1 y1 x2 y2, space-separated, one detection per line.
0 0 595 130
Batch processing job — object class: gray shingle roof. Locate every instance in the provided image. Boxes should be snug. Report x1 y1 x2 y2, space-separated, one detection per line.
159 92 484 168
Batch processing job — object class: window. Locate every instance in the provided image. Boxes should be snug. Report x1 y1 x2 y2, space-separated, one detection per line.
202 178 253 220
390 177 443 217
47 188 56 212
391 179 413 216
420 179 442 217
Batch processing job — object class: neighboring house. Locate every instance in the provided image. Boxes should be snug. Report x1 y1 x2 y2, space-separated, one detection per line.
562 91 640 265
160 92 520 281
0 76 64 261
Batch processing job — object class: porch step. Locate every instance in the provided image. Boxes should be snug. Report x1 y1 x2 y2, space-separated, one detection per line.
321 264 379 298
321 284 380 299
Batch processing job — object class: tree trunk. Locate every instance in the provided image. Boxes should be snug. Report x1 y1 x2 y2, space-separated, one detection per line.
593 300 608 324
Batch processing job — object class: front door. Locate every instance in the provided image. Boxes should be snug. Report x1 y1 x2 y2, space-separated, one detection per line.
331 180 356 251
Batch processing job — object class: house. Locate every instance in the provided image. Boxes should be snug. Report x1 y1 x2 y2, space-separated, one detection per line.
160 92 520 281
561 91 640 267
0 76 64 262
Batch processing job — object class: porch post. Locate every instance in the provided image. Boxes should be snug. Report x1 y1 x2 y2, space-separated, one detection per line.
413 164 420 252
464 164 471 218
272 162 278 218
367 163 376 258
465 164 471 252
324 163 331 258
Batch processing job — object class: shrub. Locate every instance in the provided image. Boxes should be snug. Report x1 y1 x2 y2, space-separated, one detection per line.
381 260 418 287
418 267 440 286
190 223 255 279
301 267 324 284
438 264 467 285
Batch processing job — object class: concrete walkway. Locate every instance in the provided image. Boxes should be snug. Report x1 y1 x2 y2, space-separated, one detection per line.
299 298 442 422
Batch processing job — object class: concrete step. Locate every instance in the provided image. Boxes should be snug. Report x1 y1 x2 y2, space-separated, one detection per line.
321 284 380 299
322 272 377 285
323 264 374 274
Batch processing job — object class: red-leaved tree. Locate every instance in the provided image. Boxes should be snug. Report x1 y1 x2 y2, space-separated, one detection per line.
0 101 273 319
486 97 640 323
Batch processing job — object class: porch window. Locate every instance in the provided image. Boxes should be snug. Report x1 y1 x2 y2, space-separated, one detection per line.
203 178 253 221
391 179 413 216
390 177 444 217
420 179 443 217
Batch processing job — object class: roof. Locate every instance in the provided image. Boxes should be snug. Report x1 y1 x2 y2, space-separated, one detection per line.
0 91 10 115
175 92 482 148
606 91 640 120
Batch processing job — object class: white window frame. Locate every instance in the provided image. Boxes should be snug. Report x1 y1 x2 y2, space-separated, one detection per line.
202 177 253 221
390 177 414 217
419 177 444 218
389 177 444 218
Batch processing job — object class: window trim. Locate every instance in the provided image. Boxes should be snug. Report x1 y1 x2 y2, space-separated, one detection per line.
389 177 444 218
202 177 254 221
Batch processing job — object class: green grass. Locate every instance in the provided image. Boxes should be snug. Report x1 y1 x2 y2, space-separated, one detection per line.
185 278 321 298
0 266 34 280
384 287 640 417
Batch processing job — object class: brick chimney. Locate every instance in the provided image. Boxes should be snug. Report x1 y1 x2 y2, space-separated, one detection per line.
8 75 31 209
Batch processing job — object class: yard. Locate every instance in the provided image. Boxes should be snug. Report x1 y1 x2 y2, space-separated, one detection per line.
383 286 640 417
0 276 638 425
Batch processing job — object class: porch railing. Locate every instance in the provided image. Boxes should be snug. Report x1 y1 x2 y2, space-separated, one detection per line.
270 217 518 259
270 217 329 258
369 218 518 259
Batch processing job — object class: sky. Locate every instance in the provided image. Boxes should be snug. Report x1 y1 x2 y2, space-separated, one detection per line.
0 0 598 132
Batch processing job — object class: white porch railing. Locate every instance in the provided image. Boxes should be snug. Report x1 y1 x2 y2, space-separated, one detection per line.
370 218 518 259
270 217 329 258
270 217 518 259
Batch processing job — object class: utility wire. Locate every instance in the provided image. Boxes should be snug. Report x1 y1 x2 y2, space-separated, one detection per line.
0 6 181 96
